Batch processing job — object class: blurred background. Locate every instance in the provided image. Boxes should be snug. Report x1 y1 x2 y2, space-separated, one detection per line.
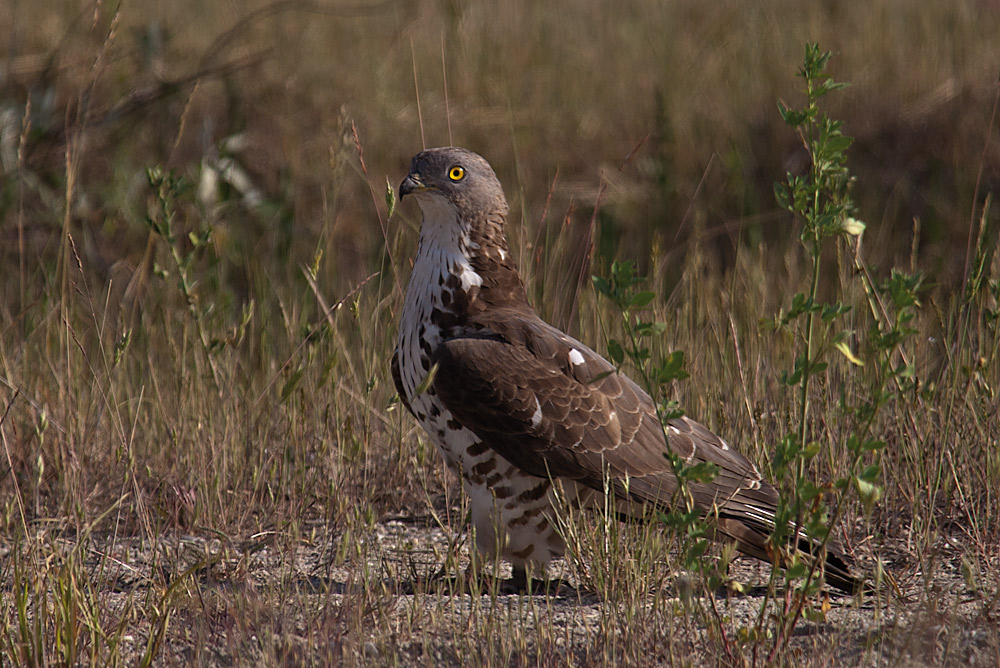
3 0 997 308
1 0 998 530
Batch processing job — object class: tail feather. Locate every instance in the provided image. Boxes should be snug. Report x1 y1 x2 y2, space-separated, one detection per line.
716 516 864 594
818 548 864 595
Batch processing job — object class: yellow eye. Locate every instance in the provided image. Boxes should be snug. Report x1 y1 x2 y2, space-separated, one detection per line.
448 165 466 181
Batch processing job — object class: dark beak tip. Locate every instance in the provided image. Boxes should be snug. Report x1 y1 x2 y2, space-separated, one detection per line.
399 174 418 200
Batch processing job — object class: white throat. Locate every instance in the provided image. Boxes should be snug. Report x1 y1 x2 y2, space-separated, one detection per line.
411 196 483 293
396 198 484 397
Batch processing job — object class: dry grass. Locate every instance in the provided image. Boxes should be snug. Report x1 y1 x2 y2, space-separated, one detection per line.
1 1 999 666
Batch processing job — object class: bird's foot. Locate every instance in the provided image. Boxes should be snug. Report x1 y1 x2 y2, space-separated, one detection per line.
409 565 573 596
504 566 573 596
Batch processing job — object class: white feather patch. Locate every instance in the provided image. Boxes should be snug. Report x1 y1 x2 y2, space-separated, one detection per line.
529 396 543 428
568 349 585 366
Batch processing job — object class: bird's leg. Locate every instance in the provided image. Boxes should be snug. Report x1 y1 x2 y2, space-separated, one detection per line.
409 563 478 595
420 559 572 596
508 565 532 593
427 563 533 595
504 565 573 595
458 561 490 594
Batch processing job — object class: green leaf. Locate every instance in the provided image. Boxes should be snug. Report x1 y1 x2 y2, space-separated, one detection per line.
635 320 667 337
834 340 864 366
853 477 883 505
863 438 886 452
627 346 650 365
592 275 611 297
786 562 808 580
860 464 881 481
776 99 791 122
280 368 305 402
656 350 688 383
629 290 656 309
588 369 615 384
607 339 624 366
799 480 822 501
774 181 791 211
786 292 816 320
686 539 710 561
777 101 808 127
683 462 718 483
658 399 685 421
822 302 851 322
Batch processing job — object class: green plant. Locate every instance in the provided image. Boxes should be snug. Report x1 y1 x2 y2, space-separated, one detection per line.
759 43 922 658
144 167 224 390
592 259 735 654
768 41 862 599
593 259 721 570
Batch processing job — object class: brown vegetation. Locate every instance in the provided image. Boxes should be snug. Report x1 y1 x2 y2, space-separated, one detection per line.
1 1 998 665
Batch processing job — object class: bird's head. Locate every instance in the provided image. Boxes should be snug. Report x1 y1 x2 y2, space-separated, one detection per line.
398 146 526 309
399 147 509 224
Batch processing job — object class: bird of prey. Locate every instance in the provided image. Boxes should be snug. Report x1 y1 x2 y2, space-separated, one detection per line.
392 146 859 594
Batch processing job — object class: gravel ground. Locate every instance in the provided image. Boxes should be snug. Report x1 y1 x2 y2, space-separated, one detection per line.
26 515 993 667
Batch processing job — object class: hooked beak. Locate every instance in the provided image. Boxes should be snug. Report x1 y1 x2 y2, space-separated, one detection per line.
399 172 432 199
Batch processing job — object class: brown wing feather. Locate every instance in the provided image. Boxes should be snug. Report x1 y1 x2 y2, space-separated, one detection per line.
432 312 771 520
431 310 861 593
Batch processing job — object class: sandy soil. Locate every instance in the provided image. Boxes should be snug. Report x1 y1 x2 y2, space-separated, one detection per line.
33 514 995 667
